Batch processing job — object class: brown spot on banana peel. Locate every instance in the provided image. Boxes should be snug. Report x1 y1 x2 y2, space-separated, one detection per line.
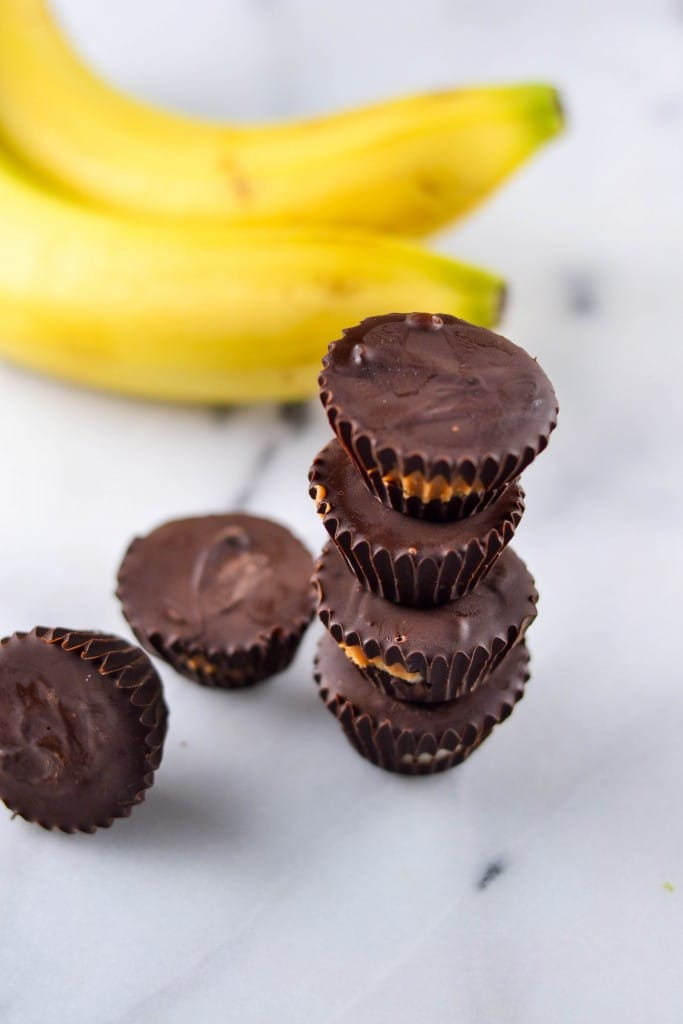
220 158 253 201
327 278 359 298
417 174 445 199
231 174 252 201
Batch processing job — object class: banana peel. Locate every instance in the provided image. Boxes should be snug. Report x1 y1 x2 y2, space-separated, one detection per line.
0 0 564 405
0 0 563 233
0 146 504 403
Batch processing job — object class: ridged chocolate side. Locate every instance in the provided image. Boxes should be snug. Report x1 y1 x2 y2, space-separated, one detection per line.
319 312 558 521
138 620 313 689
309 439 525 606
315 635 530 776
0 628 167 833
319 404 548 520
314 542 537 703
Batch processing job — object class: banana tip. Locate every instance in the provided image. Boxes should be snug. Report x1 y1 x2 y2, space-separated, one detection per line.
551 87 566 130
496 281 508 323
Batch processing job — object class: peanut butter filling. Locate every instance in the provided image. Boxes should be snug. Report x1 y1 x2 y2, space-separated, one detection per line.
312 483 331 516
185 654 217 675
399 748 456 767
380 468 486 502
338 641 423 684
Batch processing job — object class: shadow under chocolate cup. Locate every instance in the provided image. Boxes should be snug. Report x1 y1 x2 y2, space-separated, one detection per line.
0 627 168 833
117 513 316 689
309 438 525 607
314 541 537 703
319 312 558 521
314 634 530 776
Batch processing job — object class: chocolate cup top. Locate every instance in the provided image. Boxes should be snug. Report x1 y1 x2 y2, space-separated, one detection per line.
117 513 315 661
314 541 537 683
319 312 558 484
315 633 530 740
0 628 166 833
309 437 524 578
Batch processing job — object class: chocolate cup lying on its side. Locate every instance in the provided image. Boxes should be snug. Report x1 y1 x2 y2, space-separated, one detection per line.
0 627 167 833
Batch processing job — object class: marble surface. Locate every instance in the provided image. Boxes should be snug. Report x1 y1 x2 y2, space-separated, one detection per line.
1 2 682 1022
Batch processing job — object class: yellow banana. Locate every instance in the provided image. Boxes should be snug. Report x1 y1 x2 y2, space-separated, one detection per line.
0 146 504 404
0 0 562 233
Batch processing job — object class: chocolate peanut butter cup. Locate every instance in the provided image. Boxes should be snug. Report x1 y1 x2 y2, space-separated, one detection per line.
314 541 537 703
0 628 167 833
315 634 530 775
309 438 524 606
319 312 558 520
117 513 315 689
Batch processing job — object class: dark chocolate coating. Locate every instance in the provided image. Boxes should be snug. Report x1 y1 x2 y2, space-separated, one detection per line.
314 542 537 703
117 514 315 688
319 313 558 520
315 634 530 775
309 438 524 606
0 628 167 833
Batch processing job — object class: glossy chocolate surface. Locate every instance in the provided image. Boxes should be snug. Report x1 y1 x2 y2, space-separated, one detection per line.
320 313 557 470
117 514 315 686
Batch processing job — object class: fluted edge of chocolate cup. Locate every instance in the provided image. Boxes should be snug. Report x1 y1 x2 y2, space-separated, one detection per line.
314 636 530 776
309 446 525 606
321 615 535 704
320 403 554 521
314 543 538 703
133 614 314 689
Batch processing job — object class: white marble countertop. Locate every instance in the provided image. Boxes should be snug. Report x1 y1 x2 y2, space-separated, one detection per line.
1 2 682 1022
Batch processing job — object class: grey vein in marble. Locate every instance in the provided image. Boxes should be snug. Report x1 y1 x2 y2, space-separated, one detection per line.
477 859 507 890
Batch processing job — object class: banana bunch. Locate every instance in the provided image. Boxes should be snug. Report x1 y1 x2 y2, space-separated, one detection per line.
0 0 563 403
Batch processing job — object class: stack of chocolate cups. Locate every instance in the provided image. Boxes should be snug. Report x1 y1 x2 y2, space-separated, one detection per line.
309 313 558 775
